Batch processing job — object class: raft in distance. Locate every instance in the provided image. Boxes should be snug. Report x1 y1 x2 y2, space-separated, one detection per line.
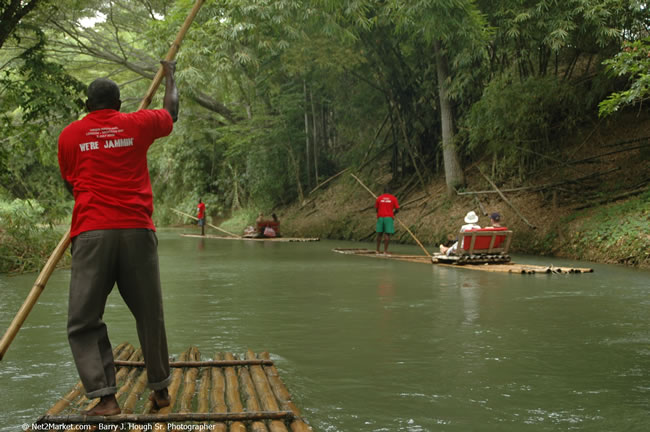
331 248 594 274
181 233 320 242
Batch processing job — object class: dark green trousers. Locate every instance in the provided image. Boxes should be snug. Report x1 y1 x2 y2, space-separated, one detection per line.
68 229 171 398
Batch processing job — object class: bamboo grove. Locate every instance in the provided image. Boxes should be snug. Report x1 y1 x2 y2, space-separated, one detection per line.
1 0 649 272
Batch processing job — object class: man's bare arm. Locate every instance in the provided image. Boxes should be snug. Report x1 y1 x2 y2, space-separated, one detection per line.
161 60 179 122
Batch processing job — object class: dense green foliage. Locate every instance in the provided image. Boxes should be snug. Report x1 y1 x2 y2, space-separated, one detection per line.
0 199 70 273
1 0 649 272
564 191 650 266
599 36 650 116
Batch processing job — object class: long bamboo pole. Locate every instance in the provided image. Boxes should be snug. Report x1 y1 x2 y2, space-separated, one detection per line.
0 0 205 361
350 173 431 257
171 208 240 237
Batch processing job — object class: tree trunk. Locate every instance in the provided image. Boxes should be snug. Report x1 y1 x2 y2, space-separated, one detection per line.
310 87 319 182
303 80 311 189
434 40 465 194
286 143 304 203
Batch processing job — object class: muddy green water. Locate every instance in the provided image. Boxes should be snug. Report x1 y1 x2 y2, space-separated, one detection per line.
1 229 649 431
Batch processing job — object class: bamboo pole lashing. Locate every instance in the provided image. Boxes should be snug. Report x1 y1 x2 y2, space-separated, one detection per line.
350 173 431 257
0 0 206 362
171 208 240 237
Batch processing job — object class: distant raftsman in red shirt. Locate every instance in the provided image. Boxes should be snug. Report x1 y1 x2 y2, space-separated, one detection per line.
375 193 399 218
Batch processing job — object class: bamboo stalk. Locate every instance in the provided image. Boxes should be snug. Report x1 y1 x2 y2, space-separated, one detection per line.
155 349 188 414
171 208 240 237
223 352 246 431
238 361 268 432
114 350 143 402
260 352 312 432
37 411 295 424
197 358 211 413
246 351 288 432
148 349 188 432
115 359 273 367
0 0 206 362
196 353 212 431
179 347 199 412
122 368 148 415
350 173 431 257
210 353 228 432
170 347 199 432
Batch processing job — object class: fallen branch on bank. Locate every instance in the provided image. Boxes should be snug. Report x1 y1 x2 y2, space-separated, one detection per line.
572 186 649 211
478 168 536 229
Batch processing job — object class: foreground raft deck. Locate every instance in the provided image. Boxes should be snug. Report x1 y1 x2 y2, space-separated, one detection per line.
332 248 594 274
181 234 320 242
33 343 312 432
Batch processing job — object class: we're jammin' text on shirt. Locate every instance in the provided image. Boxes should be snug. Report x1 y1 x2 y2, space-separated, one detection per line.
375 193 399 218
58 109 173 238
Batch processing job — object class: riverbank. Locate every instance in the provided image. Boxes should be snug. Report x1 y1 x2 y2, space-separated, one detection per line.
257 112 650 269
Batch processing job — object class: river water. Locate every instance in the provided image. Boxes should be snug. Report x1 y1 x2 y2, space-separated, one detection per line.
1 229 648 431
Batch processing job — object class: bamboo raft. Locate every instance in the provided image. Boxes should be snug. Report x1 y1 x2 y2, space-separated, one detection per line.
181 234 320 242
33 343 312 431
332 248 594 274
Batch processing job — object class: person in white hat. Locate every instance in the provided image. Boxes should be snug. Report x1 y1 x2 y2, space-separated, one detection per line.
439 211 481 256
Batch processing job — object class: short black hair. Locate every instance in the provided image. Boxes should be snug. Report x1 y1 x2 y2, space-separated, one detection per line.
490 212 501 222
87 78 120 109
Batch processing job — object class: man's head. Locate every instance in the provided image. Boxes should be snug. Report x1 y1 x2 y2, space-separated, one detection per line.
490 212 501 223
86 78 121 112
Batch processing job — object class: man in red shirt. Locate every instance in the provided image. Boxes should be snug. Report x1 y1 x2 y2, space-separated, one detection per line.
375 187 399 254
197 199 206 236
57 61 178 416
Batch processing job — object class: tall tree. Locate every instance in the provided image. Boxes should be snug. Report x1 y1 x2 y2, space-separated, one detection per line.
387 0 488 193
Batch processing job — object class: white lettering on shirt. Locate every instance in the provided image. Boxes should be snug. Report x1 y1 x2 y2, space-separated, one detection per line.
79 141 99 152
86 126 124 138
104 138 134 149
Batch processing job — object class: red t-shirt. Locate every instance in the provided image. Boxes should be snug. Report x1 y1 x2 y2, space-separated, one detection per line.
197 202 205 219
58 109 173 238
375 193 399 218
